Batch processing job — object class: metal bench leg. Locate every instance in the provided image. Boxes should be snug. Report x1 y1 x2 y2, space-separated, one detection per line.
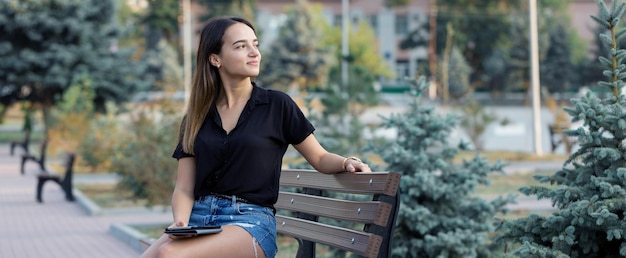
36 178 47 203
10 142 16 156
20 157 27 175
36 177 61 203
61 181 74 201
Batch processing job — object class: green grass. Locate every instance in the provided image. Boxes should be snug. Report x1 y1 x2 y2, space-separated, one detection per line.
75 183 148 208
456 150 568 162
477 170 557 196
0 130 45 143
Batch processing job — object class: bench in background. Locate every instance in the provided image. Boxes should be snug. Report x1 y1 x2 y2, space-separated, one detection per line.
276 169 401 258
10 130 30 156
36 153 76 203
20 139 47 175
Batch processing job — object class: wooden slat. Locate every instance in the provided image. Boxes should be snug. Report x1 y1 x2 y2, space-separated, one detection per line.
276 215 382 258
279 170 401 196
276 192 392 226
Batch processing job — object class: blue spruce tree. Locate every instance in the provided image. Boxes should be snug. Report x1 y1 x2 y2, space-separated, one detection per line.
495 1 626 257
370 77 513 257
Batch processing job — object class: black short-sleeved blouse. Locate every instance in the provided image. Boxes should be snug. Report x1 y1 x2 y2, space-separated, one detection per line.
172 83 315 207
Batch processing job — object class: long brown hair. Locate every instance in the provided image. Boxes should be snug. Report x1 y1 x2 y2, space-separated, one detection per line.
181 16 256 154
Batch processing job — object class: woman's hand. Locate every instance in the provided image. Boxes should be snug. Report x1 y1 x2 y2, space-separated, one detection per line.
166 221 193 240
343 157 371 173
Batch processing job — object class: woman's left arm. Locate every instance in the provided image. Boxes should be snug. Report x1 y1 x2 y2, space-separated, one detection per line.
293 134 371 174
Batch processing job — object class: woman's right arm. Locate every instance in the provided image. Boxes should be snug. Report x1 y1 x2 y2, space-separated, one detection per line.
170 157 196 227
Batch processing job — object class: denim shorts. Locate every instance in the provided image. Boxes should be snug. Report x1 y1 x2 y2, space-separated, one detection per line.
188 194 277 258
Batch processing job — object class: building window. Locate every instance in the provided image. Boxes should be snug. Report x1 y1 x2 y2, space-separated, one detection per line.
396 60 409 78
369 15 378 35
395 14 408 35
334 15 342 27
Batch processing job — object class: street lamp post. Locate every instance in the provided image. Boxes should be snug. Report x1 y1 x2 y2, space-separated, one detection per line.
182 0 192 112
529 0 543 155
342 0 349 89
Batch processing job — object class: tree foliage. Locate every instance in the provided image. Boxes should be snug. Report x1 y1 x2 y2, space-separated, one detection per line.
143 0 180 49
0 0 148 129
109 107 180 208
259 0 335 92
439 45 472 102
197 0 256 22
580 6 626 90
371 77 514 258
495 1 626 256
384 0 412 7
47 74 95 155
400 0 584 95
320 19 392 114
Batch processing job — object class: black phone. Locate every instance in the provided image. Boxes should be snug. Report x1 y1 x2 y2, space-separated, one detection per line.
164 225 223 236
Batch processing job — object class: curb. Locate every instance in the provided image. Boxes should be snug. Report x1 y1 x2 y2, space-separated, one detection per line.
109 223 160 253
74 188 103 216
73 186 168 253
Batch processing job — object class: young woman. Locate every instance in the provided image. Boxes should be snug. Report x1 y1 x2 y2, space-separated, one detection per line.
140 16 370 258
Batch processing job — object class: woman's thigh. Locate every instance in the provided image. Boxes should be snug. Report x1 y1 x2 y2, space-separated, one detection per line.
189 197 277 257
143 225 265 258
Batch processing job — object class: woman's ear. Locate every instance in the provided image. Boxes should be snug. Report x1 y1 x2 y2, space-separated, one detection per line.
209 54 221 68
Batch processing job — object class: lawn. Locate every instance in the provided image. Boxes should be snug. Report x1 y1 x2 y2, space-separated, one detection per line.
75 183 149 208
455 150 567 162
0 130 45 143
476 170 557 196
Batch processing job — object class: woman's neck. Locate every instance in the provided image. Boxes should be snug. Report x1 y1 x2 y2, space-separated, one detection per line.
218 78 253 108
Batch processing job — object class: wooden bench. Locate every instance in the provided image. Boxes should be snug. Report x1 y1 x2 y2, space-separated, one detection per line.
36 153 76 203
139 169 402 257
276 169 401 258
20 139 47 175
9 130 30 156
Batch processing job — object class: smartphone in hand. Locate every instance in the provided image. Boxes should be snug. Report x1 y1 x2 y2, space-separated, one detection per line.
164 225 222 237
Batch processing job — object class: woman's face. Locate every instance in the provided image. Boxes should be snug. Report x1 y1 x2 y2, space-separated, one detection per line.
212 22 261 79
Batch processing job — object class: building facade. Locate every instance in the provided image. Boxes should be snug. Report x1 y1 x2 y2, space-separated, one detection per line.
256 0 430 87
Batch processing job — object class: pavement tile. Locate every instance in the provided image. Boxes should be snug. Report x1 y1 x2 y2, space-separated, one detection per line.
0 144 170 258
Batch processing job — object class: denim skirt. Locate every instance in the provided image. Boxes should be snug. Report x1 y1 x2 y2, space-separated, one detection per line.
188 194 277 258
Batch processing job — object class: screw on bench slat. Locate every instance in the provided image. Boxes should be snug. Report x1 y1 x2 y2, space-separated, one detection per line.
351 237 355 244
282 221 286 226
357 208 361 214
369 179 373 185
296 174 300 180
290 198 294 204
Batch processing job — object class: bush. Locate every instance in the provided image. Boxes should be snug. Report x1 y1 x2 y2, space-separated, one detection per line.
108 103 180 207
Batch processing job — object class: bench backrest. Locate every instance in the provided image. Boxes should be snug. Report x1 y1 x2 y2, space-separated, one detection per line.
276 169 401 258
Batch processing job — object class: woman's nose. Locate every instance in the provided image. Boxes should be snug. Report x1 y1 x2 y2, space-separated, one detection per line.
249 47 260 56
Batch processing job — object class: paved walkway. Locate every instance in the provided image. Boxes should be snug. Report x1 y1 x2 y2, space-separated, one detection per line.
0 144 170 258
